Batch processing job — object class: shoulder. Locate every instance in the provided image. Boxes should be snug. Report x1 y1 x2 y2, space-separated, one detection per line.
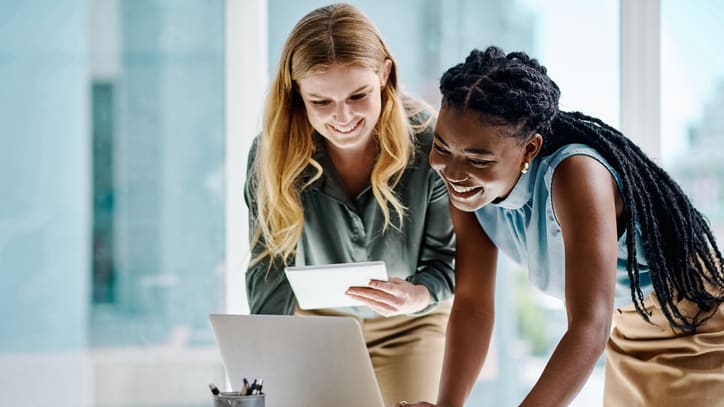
401 93 436 137
542 143 602 167
248 133 262 159
554 154 615 186
550 151 620 226
407 117 435 172
393 107 444 194
245 133 263 175
539 143 619 189
408 109 436 152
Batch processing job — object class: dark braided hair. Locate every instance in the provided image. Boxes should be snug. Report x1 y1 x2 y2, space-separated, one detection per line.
440 46 724 333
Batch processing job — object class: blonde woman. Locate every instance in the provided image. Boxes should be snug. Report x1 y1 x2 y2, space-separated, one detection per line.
244 3 455 405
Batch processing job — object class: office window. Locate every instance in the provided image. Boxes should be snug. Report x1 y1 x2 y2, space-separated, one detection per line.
88 0 227 405
662 0 724 243
89 0 226 349
0 1 226 406
267 0 618 405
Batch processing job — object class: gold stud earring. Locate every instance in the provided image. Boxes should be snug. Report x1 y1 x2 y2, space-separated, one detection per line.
521 162 529 174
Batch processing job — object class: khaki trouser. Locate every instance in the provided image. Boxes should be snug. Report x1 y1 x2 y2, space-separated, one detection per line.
296 300 451 407
605 293 724 407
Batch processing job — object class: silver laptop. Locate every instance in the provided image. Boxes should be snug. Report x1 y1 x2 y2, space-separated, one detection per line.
208 314 385 407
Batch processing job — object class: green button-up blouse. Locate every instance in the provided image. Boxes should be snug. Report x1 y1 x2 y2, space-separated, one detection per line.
244 122 455 318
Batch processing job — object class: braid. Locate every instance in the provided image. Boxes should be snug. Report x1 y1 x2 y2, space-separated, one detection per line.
551 112 724 332
441 46 724 332
440 47 560 139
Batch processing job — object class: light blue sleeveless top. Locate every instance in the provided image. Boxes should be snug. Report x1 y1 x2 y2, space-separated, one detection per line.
475 143 653 307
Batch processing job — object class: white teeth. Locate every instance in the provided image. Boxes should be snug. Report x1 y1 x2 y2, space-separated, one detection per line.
450 184 478 193
330 120 360 134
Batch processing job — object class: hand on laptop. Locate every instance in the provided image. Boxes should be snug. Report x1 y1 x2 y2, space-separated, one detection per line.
345 277 431 316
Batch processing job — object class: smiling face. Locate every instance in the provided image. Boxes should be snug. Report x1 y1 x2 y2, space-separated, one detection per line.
297 63 391 154
430 107 542 212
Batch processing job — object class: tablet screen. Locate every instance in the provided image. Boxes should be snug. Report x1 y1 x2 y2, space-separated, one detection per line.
284 261 388 310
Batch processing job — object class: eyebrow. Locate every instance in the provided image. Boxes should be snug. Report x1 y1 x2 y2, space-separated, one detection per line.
434 133 495 156
306 85 370 99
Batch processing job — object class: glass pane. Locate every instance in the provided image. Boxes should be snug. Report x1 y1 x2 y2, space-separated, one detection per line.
267 0 618 405
0 1 226 406
662 0 724 243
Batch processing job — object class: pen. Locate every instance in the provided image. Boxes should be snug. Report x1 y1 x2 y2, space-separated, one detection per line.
252 378 264 395
208 383 220 396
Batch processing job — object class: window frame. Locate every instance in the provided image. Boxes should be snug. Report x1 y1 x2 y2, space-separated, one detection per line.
620 0 661 161
225 0 268 314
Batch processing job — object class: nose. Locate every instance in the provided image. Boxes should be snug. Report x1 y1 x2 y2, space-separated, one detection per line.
430 153 469 183
333 102 352 123
442 167 469 183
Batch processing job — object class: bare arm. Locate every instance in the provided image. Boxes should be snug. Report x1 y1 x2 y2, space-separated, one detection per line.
519 155 619 406
434 204 499 407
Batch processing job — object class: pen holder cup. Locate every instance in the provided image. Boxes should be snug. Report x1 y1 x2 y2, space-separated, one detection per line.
213 392 265 407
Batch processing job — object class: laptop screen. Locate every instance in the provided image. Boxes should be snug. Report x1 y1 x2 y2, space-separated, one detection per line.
208 314 385 407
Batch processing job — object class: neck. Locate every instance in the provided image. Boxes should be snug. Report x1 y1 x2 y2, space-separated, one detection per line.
325 138 378 199
325 138 378 172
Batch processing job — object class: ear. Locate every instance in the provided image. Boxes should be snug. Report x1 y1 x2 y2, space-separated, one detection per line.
524 133 543 162
380 58 393 87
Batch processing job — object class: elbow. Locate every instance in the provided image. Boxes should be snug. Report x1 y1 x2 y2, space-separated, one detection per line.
587 318 612 355
592 324 610 354
569 315 611 356
594 309 613 351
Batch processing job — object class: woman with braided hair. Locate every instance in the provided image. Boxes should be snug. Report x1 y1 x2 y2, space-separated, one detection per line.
400 46 724 407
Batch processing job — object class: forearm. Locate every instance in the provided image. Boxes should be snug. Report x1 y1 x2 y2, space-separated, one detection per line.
519 324 608 407
412 171 456 305
408 262 455 303
436 298 494 407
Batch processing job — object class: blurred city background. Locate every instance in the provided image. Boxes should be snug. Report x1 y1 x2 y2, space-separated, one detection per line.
1 0 722 406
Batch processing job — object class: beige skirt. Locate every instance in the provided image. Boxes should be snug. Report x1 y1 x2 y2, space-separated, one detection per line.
605 293 724 407
296 301 451 407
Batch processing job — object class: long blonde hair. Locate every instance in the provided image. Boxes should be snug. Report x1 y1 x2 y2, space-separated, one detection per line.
250 3 430 266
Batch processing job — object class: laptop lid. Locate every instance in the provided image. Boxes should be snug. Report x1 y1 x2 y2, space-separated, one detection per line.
208 314 385 407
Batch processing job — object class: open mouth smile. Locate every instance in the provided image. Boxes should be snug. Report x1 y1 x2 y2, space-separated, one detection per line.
329 119 363 134
447 182 483 199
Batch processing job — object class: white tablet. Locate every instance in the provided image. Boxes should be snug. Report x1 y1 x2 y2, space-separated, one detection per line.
284 261 388 310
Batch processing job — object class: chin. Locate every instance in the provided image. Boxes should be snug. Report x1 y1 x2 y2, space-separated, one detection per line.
330 135 366 149
446 185 489 212
325 128 372 150
449 197 484 213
